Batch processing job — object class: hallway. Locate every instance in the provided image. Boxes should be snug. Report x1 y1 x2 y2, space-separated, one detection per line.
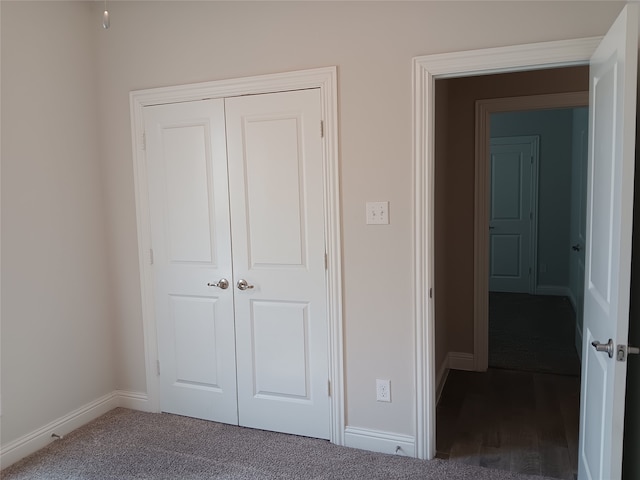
436 293 580 479
436 369 579 479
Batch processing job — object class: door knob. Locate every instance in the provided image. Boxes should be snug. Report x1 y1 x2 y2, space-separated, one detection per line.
572 244 582 252
207 278 229 289
237 279 254 291
592 339 614 358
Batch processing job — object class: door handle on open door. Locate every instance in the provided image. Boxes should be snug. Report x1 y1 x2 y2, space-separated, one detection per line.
207 279 229 289
237 279 254 291
572 244 582 252
592 339 615 358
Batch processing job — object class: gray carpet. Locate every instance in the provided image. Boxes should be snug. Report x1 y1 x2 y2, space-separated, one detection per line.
489 293 581 376
1 408 557 480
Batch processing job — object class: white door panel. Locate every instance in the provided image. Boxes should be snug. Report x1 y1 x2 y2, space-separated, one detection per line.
489 136 538 293
225 89 330 439
578 5 638 479
243 116 305 267
144 99 238 425
251 301 310 398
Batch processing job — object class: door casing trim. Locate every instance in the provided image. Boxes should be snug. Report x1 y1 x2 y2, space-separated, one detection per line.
129 67 344 445
412 37 601 460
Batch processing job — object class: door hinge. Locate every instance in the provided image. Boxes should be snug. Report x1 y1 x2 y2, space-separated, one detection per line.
156 359 161 375
328 380 331 396
150 248 154 265
429 287 433 299
321 121 324 138
325 252 328 270
142 132 146 151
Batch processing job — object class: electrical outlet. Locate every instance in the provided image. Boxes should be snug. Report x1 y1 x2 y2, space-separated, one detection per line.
366 201 389 225
376 379 391 402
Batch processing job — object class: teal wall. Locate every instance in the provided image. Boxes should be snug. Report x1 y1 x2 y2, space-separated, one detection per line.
491 109 575 291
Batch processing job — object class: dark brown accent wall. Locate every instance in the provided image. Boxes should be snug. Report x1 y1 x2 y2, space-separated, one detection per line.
434 66 589 358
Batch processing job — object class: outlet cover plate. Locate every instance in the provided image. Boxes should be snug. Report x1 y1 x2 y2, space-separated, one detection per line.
376 379 391 402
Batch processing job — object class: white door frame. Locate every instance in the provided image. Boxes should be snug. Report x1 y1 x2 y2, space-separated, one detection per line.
129 67 345 446
412 37 601 460
475 92 588 372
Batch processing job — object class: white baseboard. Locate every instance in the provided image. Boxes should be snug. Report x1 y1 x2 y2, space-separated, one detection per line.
535 285 572 297
0 390 149 469
448 352 475 371
115 390 150 411
0 392 118 469
344 426 415 457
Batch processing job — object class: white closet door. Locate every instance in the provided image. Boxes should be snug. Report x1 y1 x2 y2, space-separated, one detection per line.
144 99 238 424
225 89 330 439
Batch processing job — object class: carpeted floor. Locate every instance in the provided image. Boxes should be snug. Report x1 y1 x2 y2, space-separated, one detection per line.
489 293 580 376
1 408 559 480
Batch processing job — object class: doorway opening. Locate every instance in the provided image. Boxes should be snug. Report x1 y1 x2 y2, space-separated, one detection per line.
414 13 638 478
432 67 588 478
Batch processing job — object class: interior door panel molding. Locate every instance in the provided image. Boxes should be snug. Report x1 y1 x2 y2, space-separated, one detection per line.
130 67 344 446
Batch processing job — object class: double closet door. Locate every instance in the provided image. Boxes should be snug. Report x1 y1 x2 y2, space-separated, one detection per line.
144 89 330 439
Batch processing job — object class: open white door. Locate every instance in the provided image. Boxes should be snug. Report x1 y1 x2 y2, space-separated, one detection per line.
578 5 638 479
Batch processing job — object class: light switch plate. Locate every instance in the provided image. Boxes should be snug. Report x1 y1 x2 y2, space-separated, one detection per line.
366 201 389 225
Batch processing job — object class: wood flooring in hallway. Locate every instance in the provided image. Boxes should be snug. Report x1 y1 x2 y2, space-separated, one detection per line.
436 368 580 480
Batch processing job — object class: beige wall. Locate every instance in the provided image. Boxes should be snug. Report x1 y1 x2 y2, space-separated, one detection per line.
436 67 588 357
1 2 115 444
1 0 627 448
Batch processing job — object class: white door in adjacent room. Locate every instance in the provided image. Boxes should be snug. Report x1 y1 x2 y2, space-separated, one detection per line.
578 4 638 480
225 89 330 439
488 136 538 294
